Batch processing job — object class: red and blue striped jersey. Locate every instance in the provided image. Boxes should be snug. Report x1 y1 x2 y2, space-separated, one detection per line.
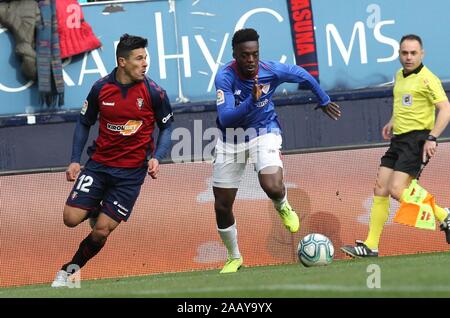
80 68 173 168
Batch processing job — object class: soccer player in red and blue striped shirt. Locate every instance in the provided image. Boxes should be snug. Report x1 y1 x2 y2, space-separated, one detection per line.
51 34 173 287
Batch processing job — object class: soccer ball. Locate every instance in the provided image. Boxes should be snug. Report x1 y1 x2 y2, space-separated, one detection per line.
297 233 334 267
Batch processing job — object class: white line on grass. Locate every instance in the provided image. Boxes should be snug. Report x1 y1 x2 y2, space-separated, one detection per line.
3 283 450 296
125 283 450 296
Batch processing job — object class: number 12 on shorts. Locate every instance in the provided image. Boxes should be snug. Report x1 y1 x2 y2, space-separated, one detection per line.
76 174 93 193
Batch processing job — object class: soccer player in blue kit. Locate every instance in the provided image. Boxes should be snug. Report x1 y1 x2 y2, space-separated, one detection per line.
51 34 173 287
213 28 341 273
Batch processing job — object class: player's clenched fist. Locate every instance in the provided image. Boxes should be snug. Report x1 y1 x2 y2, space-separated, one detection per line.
252 75 264 101
66 162 81 181
148 158 159 179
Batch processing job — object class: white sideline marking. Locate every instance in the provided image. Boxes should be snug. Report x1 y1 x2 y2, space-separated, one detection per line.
124 284 450 295
3 282 450 296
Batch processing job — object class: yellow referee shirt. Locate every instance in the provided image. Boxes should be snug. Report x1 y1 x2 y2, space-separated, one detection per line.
393 65 448 135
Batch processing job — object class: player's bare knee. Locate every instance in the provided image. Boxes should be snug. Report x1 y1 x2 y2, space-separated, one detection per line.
264 188 283 200
388 183 404 200
261 182 284 199
63 211 79 228
373 180 389 197
63 215 79 228
91 227 111 244
63 206 85 228
215 200 232 215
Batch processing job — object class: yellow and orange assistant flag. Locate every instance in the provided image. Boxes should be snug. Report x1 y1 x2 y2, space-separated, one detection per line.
393 179 436 230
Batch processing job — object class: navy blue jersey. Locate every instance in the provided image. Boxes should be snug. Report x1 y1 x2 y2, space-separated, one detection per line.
80 68 173 167
214 60 330 140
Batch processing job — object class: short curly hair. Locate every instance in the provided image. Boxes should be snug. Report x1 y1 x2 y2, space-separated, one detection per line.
232 28 259 50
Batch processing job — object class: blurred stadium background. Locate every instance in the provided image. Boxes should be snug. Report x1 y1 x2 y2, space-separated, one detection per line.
1 0 450 292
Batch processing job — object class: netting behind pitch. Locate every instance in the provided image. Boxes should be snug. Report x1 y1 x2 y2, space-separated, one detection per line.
2 144 450 287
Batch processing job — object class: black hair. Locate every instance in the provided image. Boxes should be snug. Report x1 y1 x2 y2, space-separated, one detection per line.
400 34 423 47
232 28 259 50
116 33 148 60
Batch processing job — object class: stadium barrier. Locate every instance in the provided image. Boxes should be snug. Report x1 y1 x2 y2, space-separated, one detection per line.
1 142 450 287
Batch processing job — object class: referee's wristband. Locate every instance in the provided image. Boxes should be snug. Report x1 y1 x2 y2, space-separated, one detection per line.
426 134 437 142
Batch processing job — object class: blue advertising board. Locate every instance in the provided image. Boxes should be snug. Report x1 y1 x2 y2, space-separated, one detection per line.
0 0 297 116
0 0 448 116
311 0 450 90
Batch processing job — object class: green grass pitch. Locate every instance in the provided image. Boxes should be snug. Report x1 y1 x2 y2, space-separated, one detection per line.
2 251 450 298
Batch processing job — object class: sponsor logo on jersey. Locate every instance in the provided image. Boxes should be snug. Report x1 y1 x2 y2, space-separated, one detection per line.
136 98 144 110
234 89 241 106
102 101 115 106
113 200 129 212
402 94 412 106
161 112 173 123
256 98 269 108
113 200 129 216
261 83 270 94
107 120 143 136
80 100 88 115
216 89 225 105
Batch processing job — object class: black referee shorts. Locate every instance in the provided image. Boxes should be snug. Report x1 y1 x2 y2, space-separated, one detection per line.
380 129 430 177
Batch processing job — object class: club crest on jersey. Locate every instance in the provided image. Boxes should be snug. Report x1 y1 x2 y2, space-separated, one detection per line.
80 100 88 115
71 191 78 200
402 94 412 106
107 120 143 136
216 89 225 105
136 98 144 110
261 83 270 94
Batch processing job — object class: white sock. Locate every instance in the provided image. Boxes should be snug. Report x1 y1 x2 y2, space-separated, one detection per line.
272 187 287 211
217 222 241 259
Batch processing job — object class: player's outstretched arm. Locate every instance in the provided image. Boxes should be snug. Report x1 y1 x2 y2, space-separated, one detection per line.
314 102 341 120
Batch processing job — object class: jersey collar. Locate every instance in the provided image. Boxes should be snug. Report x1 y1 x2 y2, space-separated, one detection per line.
402 63 424 78
230 61 259 80
109 67 142 88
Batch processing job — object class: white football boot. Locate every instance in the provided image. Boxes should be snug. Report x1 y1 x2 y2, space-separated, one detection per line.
51 270 69 288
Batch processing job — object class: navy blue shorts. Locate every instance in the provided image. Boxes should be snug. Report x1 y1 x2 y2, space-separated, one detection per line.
66 159 147 222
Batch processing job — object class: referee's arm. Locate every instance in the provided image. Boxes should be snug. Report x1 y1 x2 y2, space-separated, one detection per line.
423 100 450 160
429 100 450 139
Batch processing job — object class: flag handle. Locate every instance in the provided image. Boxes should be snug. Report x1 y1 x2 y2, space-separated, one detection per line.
416 157 429 180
